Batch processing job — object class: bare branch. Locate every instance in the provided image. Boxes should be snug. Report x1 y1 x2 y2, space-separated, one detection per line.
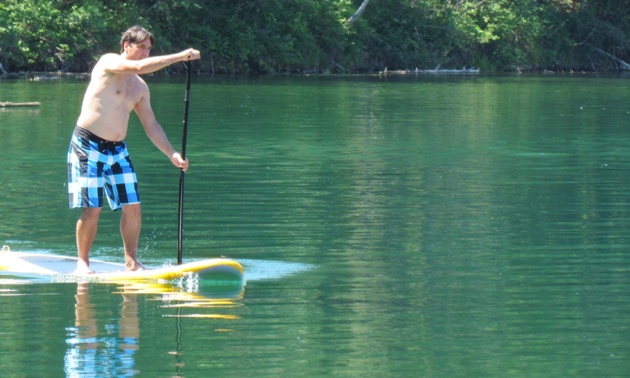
589 44 630 70
347 0 370 24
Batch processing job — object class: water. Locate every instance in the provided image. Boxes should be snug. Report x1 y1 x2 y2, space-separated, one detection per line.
2 73 630 377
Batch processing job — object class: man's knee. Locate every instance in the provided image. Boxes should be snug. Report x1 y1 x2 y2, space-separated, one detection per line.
80 207 102 221
122 203 142 217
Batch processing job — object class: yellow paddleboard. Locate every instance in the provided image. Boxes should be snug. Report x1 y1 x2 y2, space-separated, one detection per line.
0 246 244 283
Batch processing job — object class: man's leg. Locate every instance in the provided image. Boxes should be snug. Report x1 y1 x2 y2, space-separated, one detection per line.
121 203 144 271
76 207 102 273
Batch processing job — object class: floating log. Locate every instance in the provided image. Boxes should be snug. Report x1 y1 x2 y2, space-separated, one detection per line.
0 102 41 107
379 65 480 76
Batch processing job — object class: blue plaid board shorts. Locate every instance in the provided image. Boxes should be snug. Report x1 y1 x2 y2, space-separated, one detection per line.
67 126 140 210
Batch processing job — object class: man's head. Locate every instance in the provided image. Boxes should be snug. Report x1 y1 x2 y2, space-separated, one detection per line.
120 26 155 59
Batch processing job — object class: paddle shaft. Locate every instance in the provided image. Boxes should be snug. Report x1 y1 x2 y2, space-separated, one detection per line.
177 61 192 265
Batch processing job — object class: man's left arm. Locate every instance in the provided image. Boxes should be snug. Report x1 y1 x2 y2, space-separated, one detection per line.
135 91 189 171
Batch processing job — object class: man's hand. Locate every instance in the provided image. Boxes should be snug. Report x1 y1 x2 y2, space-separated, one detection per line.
171 152 189 172
182 49 201 61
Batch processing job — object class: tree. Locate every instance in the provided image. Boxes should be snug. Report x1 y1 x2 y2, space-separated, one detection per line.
3 0 630 73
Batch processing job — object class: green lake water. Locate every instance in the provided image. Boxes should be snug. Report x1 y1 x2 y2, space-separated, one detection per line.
1 73 630 377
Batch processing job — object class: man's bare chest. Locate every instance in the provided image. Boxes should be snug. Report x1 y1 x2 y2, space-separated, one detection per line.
111 76 143 106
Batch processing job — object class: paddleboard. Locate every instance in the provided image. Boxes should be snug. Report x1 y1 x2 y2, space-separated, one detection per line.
0 246 244 283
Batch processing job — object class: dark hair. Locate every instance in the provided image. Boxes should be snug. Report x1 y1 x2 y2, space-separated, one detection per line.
120 26 155 53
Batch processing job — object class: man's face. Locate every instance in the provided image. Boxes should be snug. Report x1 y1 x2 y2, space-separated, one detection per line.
125 39 152 60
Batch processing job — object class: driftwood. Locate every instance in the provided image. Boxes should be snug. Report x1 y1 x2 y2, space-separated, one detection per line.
380 65 480 75
0 102 41 107
419 66 480 74
589 45 630 70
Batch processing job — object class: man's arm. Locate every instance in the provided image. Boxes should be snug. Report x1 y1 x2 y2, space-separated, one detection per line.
135 89 189 171
101 49 200 75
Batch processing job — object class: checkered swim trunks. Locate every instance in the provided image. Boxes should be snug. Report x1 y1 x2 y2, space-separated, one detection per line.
67 126 140 210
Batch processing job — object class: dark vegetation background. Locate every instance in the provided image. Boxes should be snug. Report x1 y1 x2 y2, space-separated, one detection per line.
1 0 630 74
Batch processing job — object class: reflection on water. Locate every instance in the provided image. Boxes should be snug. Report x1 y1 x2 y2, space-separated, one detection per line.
62 279 243 376
65 283 139 377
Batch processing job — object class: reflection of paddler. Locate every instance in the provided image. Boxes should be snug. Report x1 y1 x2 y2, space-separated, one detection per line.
72 283 98 350
64 283 140 376
119 288 140 352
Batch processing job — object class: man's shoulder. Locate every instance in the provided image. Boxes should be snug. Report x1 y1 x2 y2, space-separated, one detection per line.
94 53 122 67
89 53 117 74
100 52 122 60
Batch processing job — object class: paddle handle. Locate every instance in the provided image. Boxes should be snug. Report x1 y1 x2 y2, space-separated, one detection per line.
181 61 192 159
177 61 192 265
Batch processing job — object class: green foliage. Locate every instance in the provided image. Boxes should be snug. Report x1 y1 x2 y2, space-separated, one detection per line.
0 0 143 71
1 0 630 73
448 0 552 70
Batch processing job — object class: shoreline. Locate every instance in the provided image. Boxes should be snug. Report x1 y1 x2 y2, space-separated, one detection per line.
2 67 630 81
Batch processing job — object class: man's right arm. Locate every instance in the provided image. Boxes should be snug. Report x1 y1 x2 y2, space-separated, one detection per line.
101 49 200 75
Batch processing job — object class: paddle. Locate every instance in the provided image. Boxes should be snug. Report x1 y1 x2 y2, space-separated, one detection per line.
177 61 192 265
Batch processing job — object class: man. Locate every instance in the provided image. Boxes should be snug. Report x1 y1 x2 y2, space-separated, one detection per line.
67 26 200 273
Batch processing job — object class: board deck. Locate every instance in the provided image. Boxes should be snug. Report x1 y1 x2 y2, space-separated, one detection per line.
0 247 244 283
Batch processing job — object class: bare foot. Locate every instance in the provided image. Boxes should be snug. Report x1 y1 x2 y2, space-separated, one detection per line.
126 261 148 271
75 261 95 274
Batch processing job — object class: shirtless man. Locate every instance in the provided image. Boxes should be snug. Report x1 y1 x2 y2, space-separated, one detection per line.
67 26 200 273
